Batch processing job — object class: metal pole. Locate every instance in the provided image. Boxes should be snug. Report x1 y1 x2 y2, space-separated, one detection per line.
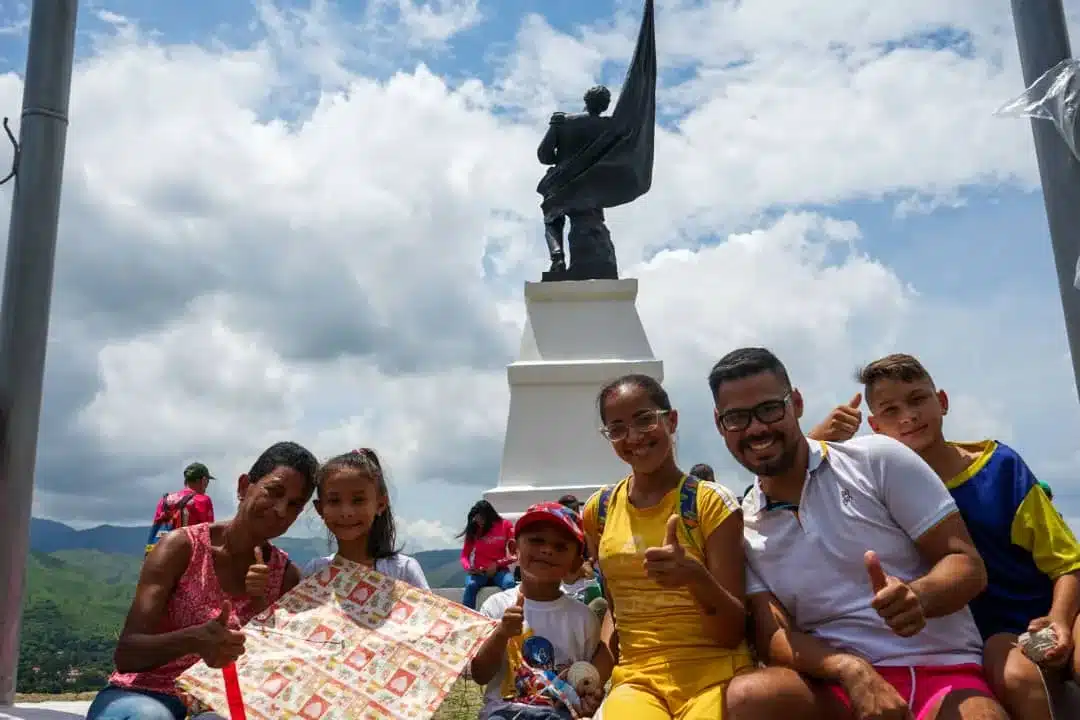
0 0 78 705
1010 0 1080 401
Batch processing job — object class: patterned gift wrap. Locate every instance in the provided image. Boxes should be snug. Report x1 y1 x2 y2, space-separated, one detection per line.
176 557 498 719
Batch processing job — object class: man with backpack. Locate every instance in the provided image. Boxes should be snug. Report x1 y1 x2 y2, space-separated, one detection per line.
145 462 215 556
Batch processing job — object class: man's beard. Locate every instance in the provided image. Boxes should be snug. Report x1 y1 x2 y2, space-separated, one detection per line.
743 439 799 478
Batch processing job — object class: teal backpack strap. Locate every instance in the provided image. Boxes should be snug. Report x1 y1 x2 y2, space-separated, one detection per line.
678 475 704 556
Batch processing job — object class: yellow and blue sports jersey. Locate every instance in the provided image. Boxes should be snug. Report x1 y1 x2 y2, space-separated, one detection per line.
947 440 1080 639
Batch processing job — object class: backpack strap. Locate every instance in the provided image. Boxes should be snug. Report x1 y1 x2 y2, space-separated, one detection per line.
173 491 197 527
148 492 197 540
596 476 701 554
677 475 704 556
596 484 615 537
591 479 627 615
145 494 170 545
145 493 177 557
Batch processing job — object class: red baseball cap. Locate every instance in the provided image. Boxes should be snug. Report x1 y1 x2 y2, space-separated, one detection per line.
515 501 585 549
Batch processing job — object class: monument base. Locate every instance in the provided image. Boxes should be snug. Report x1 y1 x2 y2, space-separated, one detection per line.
485 279 662 519
484 482 618 523
540 262 618 282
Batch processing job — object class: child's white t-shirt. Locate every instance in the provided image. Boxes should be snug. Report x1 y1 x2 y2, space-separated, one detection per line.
561 578 589 597
300 554 429 590
477 587 600 720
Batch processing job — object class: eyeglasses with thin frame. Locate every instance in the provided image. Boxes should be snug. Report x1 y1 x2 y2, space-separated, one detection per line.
716 393 791 432
600 409 670 442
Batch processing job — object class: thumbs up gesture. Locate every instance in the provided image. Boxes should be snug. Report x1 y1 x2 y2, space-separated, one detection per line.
643 516 703 589
197 600 247 668
808 393 863 443
865 551 925 638
498 592 526 639
245 546 270 600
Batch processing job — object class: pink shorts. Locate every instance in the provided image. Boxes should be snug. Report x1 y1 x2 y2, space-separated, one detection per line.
828 664 993 720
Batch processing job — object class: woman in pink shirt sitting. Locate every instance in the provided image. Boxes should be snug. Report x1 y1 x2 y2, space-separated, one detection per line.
85 441 319 720
458 500 517 609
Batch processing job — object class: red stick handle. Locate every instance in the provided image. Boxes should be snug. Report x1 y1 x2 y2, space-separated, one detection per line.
222 662 247 720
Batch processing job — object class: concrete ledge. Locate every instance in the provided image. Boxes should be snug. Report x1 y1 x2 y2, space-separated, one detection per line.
517 280 656 364
524 279 637 303
2 702 90 719
507 359 662 385
484 484 604 518
430 585 502 608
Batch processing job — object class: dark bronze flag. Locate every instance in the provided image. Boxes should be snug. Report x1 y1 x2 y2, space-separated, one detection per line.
537 0 656 220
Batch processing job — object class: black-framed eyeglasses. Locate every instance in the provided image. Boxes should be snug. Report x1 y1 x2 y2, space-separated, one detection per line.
600 409 670 442
717 393 791 432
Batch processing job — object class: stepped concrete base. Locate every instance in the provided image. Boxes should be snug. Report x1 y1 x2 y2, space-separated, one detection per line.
483 484 607 523
486 279 662 519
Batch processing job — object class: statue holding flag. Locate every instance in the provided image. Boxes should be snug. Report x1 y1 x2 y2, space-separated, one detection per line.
536 0 656 282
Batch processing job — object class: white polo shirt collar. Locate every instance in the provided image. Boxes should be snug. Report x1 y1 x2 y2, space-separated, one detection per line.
746 439 828 515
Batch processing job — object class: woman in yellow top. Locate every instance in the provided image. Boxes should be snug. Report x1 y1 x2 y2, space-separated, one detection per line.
583 373 753 719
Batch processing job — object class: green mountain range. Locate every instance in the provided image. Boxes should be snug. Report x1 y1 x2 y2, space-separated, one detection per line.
18 518 465 694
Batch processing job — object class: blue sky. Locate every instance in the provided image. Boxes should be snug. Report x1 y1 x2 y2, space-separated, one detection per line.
0 0 1079 547
0 0 624 82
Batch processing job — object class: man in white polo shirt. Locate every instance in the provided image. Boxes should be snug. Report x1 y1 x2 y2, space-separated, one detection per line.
714 348 1006 720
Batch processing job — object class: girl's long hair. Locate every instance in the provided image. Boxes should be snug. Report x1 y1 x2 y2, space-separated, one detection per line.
458 499 501 543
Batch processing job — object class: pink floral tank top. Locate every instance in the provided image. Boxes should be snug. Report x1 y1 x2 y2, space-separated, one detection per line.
109 523 288 696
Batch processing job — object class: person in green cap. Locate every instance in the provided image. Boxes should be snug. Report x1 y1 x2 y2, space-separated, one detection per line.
145 462 216 556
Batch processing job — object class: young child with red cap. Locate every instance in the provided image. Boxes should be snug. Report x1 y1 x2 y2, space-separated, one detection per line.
470 502 611 720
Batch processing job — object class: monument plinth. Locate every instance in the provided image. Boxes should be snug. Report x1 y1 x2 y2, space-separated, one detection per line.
484 279 662 519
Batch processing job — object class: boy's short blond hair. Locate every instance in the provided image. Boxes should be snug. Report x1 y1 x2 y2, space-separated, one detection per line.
856 353 935 404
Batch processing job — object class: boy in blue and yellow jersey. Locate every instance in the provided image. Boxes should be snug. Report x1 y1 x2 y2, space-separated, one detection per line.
841 353 1080 720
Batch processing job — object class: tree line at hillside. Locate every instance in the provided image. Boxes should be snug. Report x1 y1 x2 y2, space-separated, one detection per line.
17 550 140 693
18 598 116 693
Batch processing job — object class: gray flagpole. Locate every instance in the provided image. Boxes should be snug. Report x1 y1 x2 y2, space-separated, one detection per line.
0 0 79 705
1009 0 1080 401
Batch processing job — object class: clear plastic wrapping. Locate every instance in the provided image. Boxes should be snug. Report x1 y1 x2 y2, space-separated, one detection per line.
996 59 1080 160
995 60 1080 288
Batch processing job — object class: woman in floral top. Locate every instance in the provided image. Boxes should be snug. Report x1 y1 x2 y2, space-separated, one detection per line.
85 441 318 720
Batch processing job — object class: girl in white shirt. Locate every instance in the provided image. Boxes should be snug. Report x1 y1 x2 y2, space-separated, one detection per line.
300 449 428 589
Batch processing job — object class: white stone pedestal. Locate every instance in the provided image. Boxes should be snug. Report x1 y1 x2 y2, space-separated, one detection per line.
484 279 662 520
